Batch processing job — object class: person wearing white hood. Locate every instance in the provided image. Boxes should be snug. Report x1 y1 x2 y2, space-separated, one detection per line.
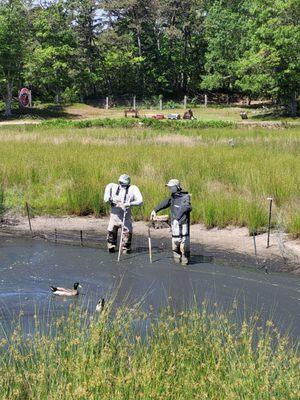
104 174 143 254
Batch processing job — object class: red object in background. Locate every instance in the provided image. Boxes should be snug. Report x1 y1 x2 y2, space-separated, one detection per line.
152 114 165 119
19 88 30 107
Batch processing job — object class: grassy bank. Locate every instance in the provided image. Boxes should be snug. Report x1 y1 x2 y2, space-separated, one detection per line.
0 123 299 236
0 305 299 399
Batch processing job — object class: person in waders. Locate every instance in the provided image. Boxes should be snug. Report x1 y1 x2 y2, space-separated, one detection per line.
104 174 143 254
151 179 192 265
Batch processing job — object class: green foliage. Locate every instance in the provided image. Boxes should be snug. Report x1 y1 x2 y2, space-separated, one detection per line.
24 1 77 102
0 303 299 399
1 0 299 111
0 0 28 115
236 0 300 114
0 124 299 236
40 117 235 130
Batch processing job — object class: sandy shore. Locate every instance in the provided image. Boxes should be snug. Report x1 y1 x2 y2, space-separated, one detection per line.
1 213 300 274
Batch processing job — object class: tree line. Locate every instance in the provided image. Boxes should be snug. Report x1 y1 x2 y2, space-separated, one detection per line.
0 0 299 116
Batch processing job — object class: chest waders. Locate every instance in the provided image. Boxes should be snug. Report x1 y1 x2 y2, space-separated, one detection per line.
154 191 191 265
107 186 132 254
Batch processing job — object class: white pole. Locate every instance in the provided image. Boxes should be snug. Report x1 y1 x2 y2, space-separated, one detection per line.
106 97 109 110
159 99 163 111
133 96 136 110
183 95 187 109
28 90 32 107
148 227 152 263
204 94 208 107
117 207 127 262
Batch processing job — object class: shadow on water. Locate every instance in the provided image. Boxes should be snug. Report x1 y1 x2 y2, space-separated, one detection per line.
190 254 214 265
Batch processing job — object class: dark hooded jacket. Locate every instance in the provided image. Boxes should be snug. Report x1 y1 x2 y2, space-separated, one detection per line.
154 190 192 225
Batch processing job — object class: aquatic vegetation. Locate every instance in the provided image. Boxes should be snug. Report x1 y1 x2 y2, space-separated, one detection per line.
0 123 299 235
0 304 298 400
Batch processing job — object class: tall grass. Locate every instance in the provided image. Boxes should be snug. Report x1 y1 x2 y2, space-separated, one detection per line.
0 304 299 400
0 124 299 235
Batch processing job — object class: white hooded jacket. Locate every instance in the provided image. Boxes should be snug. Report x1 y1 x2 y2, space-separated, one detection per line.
104 183 143 218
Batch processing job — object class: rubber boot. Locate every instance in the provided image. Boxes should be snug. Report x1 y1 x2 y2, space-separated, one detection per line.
173 251 181 264
122 232 132 254
180 243 190 266
107 227 118 253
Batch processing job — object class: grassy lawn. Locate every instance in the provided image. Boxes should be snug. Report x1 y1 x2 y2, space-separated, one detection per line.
1 102 299 125
0 122 299 236
0 304 299 400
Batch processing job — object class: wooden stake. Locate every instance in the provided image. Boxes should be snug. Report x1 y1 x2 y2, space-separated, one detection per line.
252 231 258 264
148 227 153 263
25 202 32 233
267 197 273 248
183 95 187 109
159 99 163 111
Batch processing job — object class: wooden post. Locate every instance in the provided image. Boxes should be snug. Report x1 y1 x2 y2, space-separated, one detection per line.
25 202 32 233
133 96 136 110
55 229 57 245
252 231 258 264
183 95 187 109
204 94 208 107
28 90 32 107
159 99 163 111
80 230 83 246
148 227 152 264
267 197 273 248
105 97 109 110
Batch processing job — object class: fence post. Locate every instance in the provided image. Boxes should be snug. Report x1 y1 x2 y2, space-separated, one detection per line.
25 202 32 233
252 230 258 264
159 99 163 111
80 230 83 246
28 90 32 107
267 197 273 248
204 94 208 107
133 96 136 110
105 97 109 110
183 95 187 109
55 229 57 245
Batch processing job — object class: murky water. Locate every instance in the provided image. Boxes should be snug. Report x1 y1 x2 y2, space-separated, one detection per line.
1 237 300 339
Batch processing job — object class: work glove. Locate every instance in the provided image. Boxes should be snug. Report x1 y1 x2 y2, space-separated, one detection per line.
122 202 131 210
150 210 156 220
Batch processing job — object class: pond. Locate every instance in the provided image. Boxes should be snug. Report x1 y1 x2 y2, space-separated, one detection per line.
0 237 300 339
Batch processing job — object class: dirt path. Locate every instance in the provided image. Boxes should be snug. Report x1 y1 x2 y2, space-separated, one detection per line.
1 214 299 274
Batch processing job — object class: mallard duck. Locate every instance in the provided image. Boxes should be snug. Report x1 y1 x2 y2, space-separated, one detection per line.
50 282 81 296
96 298 105 312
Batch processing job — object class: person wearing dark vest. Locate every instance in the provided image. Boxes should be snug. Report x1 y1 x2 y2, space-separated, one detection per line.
104 174 143 254
151 179 192 265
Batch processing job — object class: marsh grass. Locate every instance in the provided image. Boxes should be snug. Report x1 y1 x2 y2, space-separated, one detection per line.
0 303 299 400
0 123 299 235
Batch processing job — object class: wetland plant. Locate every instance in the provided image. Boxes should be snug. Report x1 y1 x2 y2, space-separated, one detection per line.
0 303 299 399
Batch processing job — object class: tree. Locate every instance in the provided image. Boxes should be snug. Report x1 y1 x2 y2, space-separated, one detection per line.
0 0 28 116
201 0 249 94
236 0 300 116
67 0 102 99
25 0 77 103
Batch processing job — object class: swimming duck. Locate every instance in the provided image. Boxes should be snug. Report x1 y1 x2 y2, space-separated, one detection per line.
96 298 105 312
50 282 81 296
